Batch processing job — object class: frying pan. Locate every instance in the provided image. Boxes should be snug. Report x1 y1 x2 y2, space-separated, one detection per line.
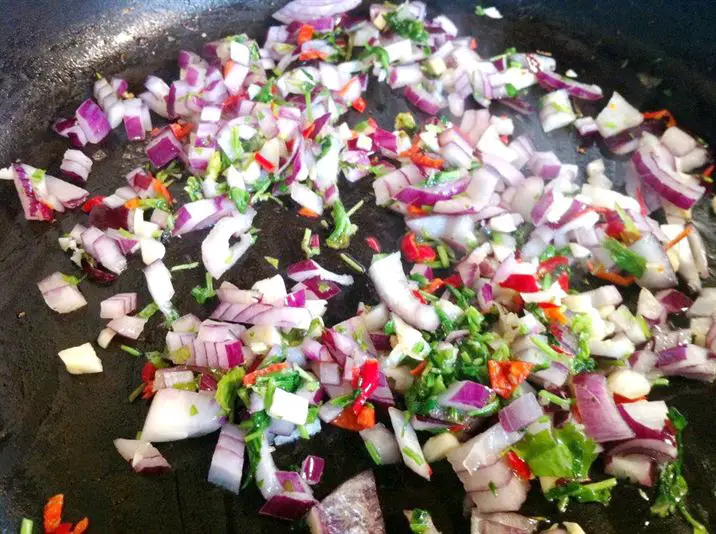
1 0 715 532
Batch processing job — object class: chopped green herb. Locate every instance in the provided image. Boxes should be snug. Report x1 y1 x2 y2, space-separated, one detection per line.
254 78 276 103
602 237 647 277
264 256 279 269
488 480 498 496
513 422 598 480
545 478 617 512
20 518 34 534
170 261 199 272
402 446 424 465
229 187 250 213
385 10 428 42
395 112 417 133
60 273 83 285
215 366 247 418
505 83 519 98
189 404 198 416
326 199 358 249
301 228 320 259
191 272 216 304
384 320 396 335
570 313 597 373
538 390 573 410
128 382 146 403
361 44 390 69
408 509 433 533
120 345 142 357
365 440 382 465
475 5 486 16
651 408 708 533
137 302 160 319
339 252 365 274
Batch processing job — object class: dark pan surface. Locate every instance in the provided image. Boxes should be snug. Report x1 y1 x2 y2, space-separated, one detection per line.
0 1 715 532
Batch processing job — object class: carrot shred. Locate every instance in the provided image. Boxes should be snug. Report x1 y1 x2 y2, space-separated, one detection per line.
298 207 320 218
169 121 194 141
124 198 141 209
422 278 445 294
223 59 235 79
152 178 174 203
410 361 427 376
642 109 677 128
589 264 636 286
296 24 314 46
243 362 288 386
664 225 693 251
299 50 328 61
406 204 428 216
44 494 64 534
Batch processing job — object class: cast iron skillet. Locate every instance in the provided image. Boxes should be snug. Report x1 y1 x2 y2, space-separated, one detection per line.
0 1 715 532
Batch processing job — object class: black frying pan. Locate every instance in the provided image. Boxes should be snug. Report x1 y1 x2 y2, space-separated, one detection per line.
1 1 715 532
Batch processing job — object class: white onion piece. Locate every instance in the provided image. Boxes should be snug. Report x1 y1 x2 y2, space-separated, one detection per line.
201 212 256 279
388 407 430 480
107 316 148 340
141 388 223 442
97 327 117 349
290 182 324 215
38 272 87 313
369 253 439 331
359 423 401 465
58 342 103 374
596 91 644 138
208 424 246 494
144 261 175 314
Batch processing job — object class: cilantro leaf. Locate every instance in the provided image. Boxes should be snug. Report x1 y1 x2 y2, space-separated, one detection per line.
602 237 647 277
191 272 216 304
545 478 617 512
215 366 246 417
513 422 598 479
384 10 429 42
326 199 358 250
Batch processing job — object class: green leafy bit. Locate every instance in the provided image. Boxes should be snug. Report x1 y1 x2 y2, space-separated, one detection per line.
170 262 199 272
513 422 598 479
301 228 320 259
184 176 204 201
60 273 83 285
408 509 433 533
264 256 279 269
254 78 275 103
189 404 198 416
326 199 358 250
339 252 365 274
475 5 486 16
361 44 390 69
365 440 383 465
505 83 519 98
602 237 647 277
651 408 707 534
120 345 142 357
191 272 216 304
538 390 573 410
229 187 249 213
395 112 417 133
156 161 182 183
530 336 564 362
402 446 425 465
243 410 272 484
215 366 247 417
384 10 429 42
20 518 34 534
570 313 597 373
545 478 617 512
383 320 396 335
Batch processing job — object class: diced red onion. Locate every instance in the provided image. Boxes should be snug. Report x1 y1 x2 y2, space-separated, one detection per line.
498 392 544 432
208 424 246 494
572 373 635 442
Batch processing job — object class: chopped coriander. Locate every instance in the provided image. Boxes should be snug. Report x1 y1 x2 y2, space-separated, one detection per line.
191 272 216 304
339 252 365 274
229 187 249 213
136 302 159 319
361 44 390 69
384 320 396 335
128 382 146 403
475 5 486 16
326 199 358 249
395 112 417 133
538 390 573 410
384 10 429 42
651 408 707 533
545 478 617 511
365 440 383 465
170 261 199 272
505 83 519 98
603 237 647 277
215 366 247 419
264 256 279 269
120 345 142 357
189 404 198 416
301 228 320 259
488 480 498 496
408 509 433 533
185 176 204 201
254 78 275 103
570 313 596 374
20 518 34 534
513 422 598 480
402 446 425 465
530 336 564 362
61 273 83 285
